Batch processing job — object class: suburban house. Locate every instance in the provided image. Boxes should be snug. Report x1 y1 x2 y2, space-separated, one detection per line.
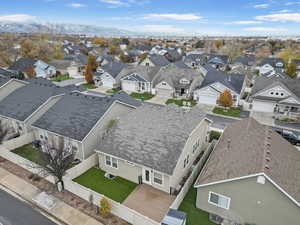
94 62 126 88
250 76 300 118
183 54 207 68
194 118 300 225
0 68 24 80
139 54 170 67
9 58 56 78
0 78 82 137
48 59 80 77
291 59 300 78
207 54 230 71
32 91 141 160
64 54 88 77
95 104 211 194
0 77 27 102
193 67 246 106
152 63 204 98
119 65 160 93
96 54 116 66
258 58 285 76
232 56 256 70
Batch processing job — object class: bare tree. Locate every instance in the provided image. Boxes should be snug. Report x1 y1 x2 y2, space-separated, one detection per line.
33 140 76 191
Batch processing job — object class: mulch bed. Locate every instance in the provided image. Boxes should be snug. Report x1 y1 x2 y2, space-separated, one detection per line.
0 156 130 225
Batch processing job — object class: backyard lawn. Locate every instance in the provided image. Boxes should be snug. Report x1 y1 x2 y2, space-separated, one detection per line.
130 92 154 100
53 75 73 82
179 186 216 225
82 83 97 89
106 88 121 94
12 144 43 165
73 167 138 203
166 99 197 107
212 107 241 118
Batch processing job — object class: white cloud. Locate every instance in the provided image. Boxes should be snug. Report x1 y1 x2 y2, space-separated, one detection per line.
0 14 36 22
256 13 300 22
227 20 263 25
141 25 185 33
67 3 86 8
99 0 128 7
99 0 148 8
143 13 202 21
243 27 287 31
285 2 300 6
254 4 270 8
276 9 291 13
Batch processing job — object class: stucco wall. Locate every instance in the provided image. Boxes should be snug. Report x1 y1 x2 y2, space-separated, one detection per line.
196 176 300 225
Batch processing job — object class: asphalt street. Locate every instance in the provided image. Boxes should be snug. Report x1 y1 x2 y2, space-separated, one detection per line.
0 189 58 225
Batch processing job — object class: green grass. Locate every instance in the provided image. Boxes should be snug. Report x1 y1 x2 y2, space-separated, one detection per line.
106 88 121 94
179 187 216 225
130 92 154 100
53 75 73 82
166 99 197 107
82 83 97 89
12 144 43 165
212 107 241 118
73 168 138 203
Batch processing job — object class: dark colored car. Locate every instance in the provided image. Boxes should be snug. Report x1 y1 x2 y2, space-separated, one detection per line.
275 128 300 146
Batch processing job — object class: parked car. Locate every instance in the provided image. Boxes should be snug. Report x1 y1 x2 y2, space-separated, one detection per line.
274 129 300 145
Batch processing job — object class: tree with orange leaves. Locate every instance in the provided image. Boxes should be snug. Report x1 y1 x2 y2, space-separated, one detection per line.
84 63 94 84
218 89 233 108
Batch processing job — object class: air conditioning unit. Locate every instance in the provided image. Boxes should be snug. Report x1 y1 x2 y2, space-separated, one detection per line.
104 173 116 180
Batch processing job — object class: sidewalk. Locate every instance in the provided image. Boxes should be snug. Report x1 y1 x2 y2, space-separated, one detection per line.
0 167 103 225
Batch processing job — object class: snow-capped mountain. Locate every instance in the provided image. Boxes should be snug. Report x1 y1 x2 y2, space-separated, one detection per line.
0 22 140 36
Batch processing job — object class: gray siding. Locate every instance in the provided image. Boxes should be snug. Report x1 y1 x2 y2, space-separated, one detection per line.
196 176 300 225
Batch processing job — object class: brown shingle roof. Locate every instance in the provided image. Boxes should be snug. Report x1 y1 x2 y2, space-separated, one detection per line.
195 118 300 204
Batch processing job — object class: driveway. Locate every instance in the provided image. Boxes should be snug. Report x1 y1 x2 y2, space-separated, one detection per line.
250 111 275 126
92 86 111 94
123 184 175 222
146 96 168 105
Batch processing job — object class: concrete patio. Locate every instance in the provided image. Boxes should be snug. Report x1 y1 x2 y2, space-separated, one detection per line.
123 184 175 222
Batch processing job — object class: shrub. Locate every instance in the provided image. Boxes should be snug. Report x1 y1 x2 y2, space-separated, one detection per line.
100 198 112 217
209 131 222 142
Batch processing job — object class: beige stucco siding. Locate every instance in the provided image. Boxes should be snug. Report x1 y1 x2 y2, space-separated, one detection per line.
82 102 135 159
170 120 210 190
196 176 300 225
98 153 142 183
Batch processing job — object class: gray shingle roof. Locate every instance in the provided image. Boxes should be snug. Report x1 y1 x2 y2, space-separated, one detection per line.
148 55 170 67
101 62 126 78
233 56 255 66
195 118 300 203
32 91 141 141
0 76 10 87
199 69 245 94
258 58 285 68
9 58 36 72
118 65 160 82
0 78 81 121
97 104 207 175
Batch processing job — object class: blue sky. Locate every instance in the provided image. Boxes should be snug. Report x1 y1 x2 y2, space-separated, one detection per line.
1 0 300 35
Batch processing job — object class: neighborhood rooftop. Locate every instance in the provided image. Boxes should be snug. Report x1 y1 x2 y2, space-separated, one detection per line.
195 117 300 203
0 78 81 121
96 104 208 175
32 91 140 141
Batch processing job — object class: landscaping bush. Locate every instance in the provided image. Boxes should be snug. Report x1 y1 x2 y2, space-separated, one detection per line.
100 198 112 217
209 131 222 142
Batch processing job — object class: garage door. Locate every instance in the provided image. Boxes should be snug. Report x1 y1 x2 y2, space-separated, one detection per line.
122 81 136 92
156 88 173 98
103 80 114 89
252 100 275 112
197 94 218 105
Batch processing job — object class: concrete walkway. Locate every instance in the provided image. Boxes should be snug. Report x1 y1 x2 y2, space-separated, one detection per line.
0 167 103 225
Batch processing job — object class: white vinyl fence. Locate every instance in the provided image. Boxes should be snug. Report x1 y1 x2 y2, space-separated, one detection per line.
64 153 160 225
170 141 216 210
2 132 34 151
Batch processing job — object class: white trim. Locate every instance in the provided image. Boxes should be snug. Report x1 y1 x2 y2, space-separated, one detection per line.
208 191 231 210
153 171 164 186
142 167 152 185
104 155 118 169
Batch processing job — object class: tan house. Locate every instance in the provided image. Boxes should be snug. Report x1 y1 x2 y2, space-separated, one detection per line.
95 104 211 194
32 91 141 160
194 118 300 225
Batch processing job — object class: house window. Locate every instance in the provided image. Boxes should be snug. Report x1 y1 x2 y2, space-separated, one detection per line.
193 139 200 153
184 154 190 168
105 155 118 169
270 92 274 95
162 82 167 86
153 172 163 185
208 192 231 210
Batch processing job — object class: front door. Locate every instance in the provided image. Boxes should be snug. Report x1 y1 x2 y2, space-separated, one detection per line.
142 168 151 185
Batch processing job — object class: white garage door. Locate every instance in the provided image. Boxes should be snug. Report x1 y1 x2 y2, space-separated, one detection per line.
156 88 173 98
252 100 275 112
122 81 136 92
103 80 114 89
197 94 218 105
